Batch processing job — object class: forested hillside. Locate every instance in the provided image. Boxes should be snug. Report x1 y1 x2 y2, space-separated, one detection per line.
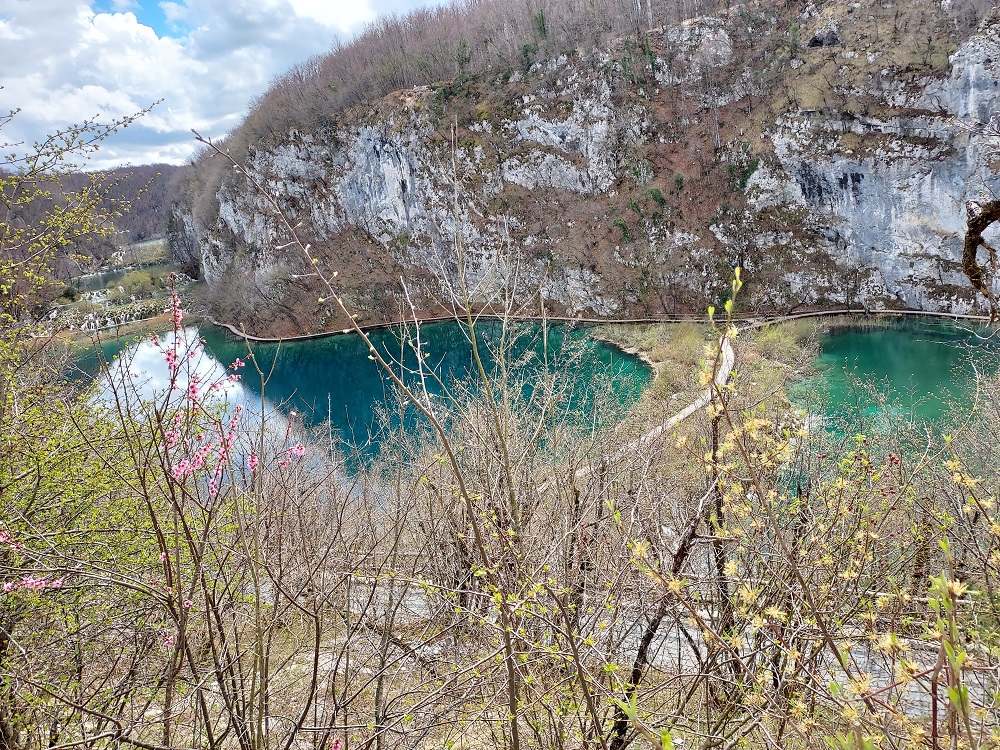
2 163 177 279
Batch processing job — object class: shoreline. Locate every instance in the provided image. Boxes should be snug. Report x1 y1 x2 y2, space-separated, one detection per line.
57 306 994 363
585 327 669 379
205 306 995 344
59 313 174 346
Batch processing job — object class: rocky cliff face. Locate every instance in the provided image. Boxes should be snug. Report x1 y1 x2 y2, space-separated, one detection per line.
741 5 1000 311
171 0 1000 335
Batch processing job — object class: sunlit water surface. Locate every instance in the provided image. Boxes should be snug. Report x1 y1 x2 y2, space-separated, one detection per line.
789 318 1000 429
81 321 652 460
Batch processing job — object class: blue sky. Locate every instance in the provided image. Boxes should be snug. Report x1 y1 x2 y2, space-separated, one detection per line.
0 0 439 168
93 0 181 37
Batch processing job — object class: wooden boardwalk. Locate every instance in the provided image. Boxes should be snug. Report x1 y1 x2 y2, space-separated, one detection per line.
207 306 993 344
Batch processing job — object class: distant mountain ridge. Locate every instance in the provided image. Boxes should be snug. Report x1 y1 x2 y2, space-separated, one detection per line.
3 163 178 278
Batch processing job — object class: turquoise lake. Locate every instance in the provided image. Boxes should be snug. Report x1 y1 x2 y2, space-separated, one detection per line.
82 314 1000 458
793 317 1000 428
84 320 652 457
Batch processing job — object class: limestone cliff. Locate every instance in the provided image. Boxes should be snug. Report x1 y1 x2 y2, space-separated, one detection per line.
170 0 1000 335
740 3 1000 311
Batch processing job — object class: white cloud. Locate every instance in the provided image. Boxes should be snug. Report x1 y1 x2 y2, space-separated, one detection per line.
0 0 448 168
159 1 186 26
0 18 26 40
0 0 388 168
289 0 375 34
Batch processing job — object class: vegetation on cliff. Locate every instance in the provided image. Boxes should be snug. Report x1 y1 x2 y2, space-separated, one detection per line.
169 0 999 336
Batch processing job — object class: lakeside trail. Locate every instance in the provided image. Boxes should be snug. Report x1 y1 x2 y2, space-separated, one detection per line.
207 306 993 344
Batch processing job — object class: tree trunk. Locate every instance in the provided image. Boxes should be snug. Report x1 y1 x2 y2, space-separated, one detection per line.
962 199 1000 316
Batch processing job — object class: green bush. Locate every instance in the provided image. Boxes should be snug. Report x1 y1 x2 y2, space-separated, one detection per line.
119 270 155 296
59 284 80 302
642 186 666 208
754 320 815 362
613 217 633 243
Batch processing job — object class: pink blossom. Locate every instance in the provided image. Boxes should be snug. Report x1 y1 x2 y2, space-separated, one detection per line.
277 443 306 467
163 634 175 648
331 739 343 750
3 576 62 592
169 289 183 328
0 525 24 554
171 459 192 480
183 599 193 608
248 454 259 473
231 358 245 369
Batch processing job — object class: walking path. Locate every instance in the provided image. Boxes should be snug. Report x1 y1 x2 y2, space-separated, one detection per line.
207 306 993 344
548 332 734 489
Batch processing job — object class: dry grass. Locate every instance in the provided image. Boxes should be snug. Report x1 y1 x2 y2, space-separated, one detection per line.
593 322 714 401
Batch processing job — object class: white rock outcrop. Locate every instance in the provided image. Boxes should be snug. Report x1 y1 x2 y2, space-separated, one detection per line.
172 9 1000 326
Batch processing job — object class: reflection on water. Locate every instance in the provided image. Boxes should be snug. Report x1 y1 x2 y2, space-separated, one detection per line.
98 327 231 403
73 268 131 293
94 326 293 438
88 321 651 459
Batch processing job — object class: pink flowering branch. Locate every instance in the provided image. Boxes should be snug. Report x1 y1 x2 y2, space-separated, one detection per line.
152 286 266 496
4 576 62 593
0 527 61 596
0 523 25 554
153 290 308 487
277 443 306 468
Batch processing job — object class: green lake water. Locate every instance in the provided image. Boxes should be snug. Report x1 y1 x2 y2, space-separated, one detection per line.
71 263 174 292
85 320 651 458
791 317 1000 428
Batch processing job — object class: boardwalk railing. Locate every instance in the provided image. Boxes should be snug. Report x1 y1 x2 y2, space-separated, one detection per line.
207 306 994 344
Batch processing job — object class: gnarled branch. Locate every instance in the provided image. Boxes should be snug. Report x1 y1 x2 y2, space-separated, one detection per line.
962 198 1000 319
